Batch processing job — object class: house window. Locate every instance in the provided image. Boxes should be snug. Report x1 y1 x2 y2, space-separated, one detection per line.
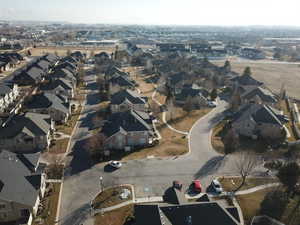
0 204 5 209
24 137 33 143
20 209 30 218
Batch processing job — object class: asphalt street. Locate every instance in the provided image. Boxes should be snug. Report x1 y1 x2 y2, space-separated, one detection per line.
58 72 265 225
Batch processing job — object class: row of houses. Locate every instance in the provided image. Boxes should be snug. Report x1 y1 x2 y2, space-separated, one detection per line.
0 52 84 224
97 65 156 152
0 52 24 73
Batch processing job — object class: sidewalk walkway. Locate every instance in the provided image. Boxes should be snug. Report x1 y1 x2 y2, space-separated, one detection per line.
235 183 280 195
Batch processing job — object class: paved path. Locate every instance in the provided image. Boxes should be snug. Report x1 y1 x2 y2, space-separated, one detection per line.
235 183 280 195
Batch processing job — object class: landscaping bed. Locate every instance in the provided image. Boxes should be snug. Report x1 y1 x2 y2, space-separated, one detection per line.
94 205 134 225
49 138 69 154
92 185 133 209
32 183 61 225
219 177 278 192
236 188 273 225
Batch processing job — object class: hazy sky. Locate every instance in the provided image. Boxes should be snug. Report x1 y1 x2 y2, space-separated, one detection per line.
1 0 300 26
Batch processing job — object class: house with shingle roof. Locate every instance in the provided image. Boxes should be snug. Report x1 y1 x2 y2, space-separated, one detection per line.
0 112 53 153
101 110 154 151
231 73 263 87
108 74 135 95
25 92 70 123
39 77 74 100
232 103 287 140
135 188 241 225
12 66 45 85
240 86 278 106
51 68 77 86
0 82 19 113
0 150 46 224
110 89 148 113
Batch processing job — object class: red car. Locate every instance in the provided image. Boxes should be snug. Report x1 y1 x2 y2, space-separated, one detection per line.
193 180 202 192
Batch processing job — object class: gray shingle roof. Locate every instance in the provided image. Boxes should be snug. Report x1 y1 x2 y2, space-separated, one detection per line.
40 78 73 91
0 150 42 207
109 75 135 87
0 83 12 96
25 93 69 114
102 110 152 138
231 74 263 86
241 86 277 103
111 89 146 105
0 112 51 139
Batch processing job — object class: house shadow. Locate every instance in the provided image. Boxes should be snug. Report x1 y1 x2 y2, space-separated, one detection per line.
103 164 119 173
86 93 101 105
86 82 98 91
79 111 97 130
59 202 91 225
194 156 227 179
66 139 93 176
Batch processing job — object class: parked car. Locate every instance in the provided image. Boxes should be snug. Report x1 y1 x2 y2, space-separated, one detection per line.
207 101 217 108
211 179 223 193
108 161 122 169
192 180 202 192
173 180 183 191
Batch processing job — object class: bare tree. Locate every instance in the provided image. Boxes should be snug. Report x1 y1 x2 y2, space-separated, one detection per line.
85 133 106 158
46 155 64 179
183 96 194 114
167 99 176 122
234 151 259 192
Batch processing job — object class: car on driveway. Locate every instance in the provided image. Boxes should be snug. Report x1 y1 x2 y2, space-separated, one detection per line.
192 180 202 193
211 179 223 193
108 161 122 169
207 101 217 108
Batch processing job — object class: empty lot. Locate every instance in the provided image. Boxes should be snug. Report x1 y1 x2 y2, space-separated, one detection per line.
214 60 300 99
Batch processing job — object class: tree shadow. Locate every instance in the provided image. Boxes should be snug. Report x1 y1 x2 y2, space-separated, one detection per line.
194 156 227 179
86 92 101 105
65 139 93 176
59 202 91 225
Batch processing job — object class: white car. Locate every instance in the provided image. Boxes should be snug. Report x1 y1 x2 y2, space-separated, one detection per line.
108 161 122 169
207 101 217 108
211 179 223 193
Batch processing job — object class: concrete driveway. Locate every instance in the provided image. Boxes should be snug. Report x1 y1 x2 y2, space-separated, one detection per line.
58 73 265 225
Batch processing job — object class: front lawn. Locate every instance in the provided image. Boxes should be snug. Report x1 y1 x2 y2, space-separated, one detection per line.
219 177 278 192
94 205 134 225
48 138 69 154
236 187 275 225
166 106 212 132
92 185 133 209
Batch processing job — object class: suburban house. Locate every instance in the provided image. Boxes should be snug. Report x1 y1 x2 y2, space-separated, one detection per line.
24 92 70 123
53 61 77 74
231 73 263 87
240 86 278 106
239 48 266 59
108 74 135 95
101 110 154 151
166 72 188 95
0 112 53 153
42 53 60 66
134 187 241 225
12 66 45 86
157 43 189 52
104 66 129 81
110 89 148 113
39 77 74 100
0 82 19 113
0 150 46 224
60 56 78 67
70 51 85 62
95 52 110 61
174 83 209 108
0 61 9 73
232 103 287 140
51 68 77 86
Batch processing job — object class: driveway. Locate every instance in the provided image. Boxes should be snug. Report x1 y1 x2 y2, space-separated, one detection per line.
58 73 265 225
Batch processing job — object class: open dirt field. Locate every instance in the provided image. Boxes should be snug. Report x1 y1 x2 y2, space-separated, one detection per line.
29 46 115 57
214 61 300 99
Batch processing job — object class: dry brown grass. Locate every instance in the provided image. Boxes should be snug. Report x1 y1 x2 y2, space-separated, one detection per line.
49 138 69 154
30 46 115 57
32 183 61 225
236 187 275 225
219 177 278 192
166 107 212 132
92 185 132 209
94 205 134 225
214 60 300 99
211 121 226 153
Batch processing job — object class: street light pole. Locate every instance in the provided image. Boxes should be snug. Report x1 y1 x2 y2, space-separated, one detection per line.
99 176 103 192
